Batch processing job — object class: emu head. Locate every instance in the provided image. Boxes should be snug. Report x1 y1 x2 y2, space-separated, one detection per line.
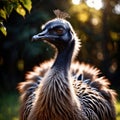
32 18 77 47
32 10 81 57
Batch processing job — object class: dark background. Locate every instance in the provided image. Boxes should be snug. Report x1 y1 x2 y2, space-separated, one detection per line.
0 0 120 93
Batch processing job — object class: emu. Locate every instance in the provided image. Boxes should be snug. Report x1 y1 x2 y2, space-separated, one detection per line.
18 10 117 120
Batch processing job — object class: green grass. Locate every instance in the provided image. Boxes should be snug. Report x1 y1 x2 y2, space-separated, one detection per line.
0 92 19 120
116 99 120 120
0 92 120 120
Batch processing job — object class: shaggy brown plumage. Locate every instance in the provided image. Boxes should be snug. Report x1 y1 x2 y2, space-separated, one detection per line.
18 61 116 120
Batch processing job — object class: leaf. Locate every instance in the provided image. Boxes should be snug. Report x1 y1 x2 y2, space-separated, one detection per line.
0 22 7 36
15 4 26 17
0 9 7 19
20 0 32 12
4 4 14 18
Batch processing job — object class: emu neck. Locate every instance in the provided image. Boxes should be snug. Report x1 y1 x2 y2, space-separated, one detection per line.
52 40 75 75
28 40 83 120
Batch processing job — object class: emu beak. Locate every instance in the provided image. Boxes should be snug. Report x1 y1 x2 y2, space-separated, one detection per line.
32 29 48 41
32 29 59 41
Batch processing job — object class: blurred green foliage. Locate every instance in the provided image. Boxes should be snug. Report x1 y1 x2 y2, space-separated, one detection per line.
0 0 32 36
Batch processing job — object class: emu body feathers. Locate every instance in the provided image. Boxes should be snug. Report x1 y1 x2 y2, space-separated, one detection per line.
18 16 116 120
18 61 116 120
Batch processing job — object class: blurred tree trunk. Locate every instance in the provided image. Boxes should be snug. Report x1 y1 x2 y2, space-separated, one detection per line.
101 0 111 77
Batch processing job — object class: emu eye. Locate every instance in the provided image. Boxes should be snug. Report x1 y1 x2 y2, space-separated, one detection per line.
54 27 64 35
49 27 65 35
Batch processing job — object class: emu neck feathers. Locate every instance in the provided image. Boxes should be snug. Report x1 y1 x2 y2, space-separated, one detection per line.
52 40 75 75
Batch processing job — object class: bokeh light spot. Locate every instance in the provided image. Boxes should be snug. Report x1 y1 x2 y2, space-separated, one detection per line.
86 0 103 10
72 0 81 5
